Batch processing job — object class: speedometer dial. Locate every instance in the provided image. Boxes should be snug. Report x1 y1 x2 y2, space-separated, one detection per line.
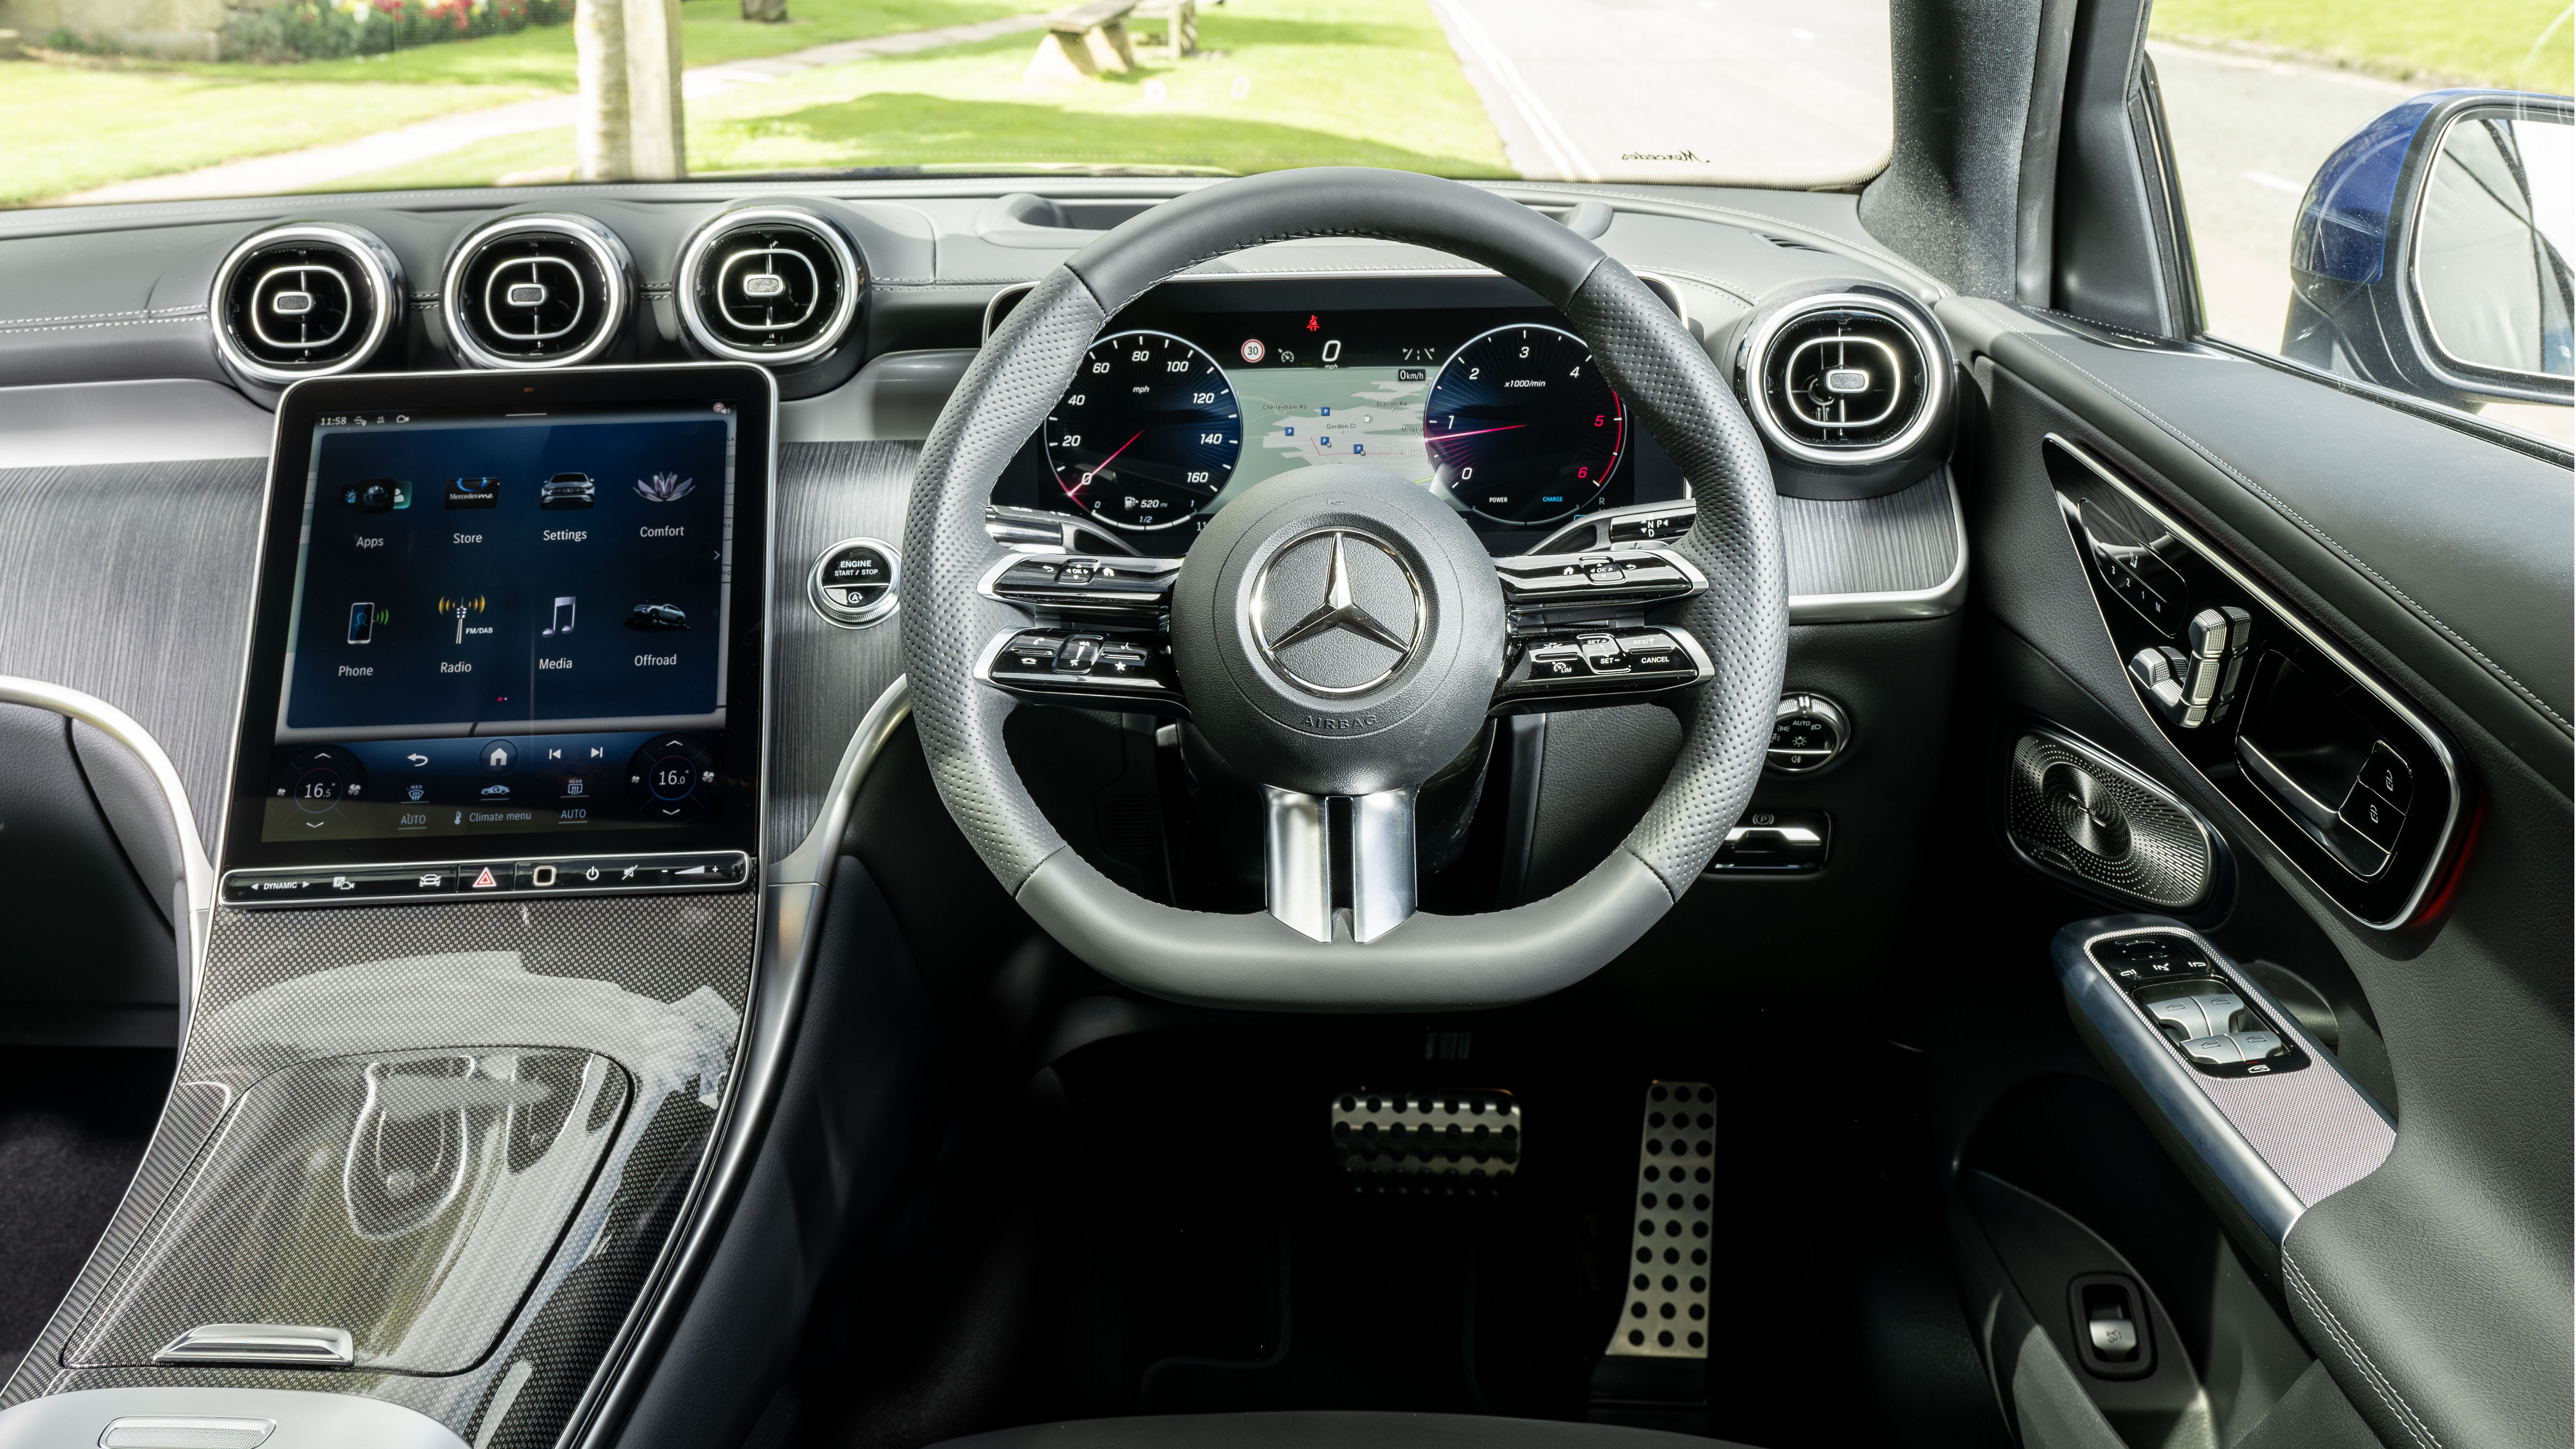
1423 324 1626 526
1043 330 1242 532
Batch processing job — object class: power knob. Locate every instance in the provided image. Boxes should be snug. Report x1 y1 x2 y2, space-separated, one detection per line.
1767 693 1849 774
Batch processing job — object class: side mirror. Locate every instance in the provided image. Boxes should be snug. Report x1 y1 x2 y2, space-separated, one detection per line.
2285 89 2573 411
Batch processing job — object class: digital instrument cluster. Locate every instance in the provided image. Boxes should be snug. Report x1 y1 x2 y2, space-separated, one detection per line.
991 277 1685 548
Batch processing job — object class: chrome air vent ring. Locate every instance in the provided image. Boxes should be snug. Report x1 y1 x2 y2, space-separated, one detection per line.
676 203 866 367
1738 288 1948 468
210 222 404 387
441 212 633 371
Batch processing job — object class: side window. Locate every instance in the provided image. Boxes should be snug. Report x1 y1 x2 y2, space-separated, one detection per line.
2150 5 2574 446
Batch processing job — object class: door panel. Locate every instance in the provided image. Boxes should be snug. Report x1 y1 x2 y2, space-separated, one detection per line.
1960 324 2572 1449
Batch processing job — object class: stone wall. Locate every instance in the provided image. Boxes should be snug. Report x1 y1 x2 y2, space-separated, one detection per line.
2 0 240 59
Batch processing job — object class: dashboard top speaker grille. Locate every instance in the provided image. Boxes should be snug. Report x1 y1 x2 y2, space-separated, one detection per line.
2006 726 2221 913
211 223 403 387
441 212 632 370
1741 289 1946 467
677 204 865 367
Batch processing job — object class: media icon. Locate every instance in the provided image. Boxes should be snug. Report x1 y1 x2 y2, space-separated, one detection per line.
543 596 576 636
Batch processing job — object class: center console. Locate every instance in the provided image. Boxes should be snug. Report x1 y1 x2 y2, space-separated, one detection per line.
0 365 778 1449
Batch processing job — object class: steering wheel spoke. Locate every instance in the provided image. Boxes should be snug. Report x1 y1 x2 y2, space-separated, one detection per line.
1490 546 1713 714
976 551 1188 714
1264 785 1418 944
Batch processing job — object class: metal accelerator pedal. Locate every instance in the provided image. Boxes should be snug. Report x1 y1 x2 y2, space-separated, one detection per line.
1329 1088 1521 1197
1588 1079 1715 1433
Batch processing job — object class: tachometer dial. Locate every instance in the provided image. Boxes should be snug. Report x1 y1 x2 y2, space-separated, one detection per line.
1043 330 1242 531
1423 324 1625 525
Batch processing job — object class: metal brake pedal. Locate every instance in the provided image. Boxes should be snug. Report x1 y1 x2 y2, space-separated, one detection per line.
1606 1080 1715 1357
1330 1088 1520 1197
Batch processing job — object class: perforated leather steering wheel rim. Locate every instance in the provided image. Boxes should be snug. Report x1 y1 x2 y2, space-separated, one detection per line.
900 168 1787 1011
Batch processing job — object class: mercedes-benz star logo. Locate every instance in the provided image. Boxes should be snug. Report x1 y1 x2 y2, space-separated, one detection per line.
1252 530 1422 696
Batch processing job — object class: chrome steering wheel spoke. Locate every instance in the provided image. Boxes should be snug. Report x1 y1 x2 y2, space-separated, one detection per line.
975 550 1188 714
1264 784 1418 944
1490 545 1713 713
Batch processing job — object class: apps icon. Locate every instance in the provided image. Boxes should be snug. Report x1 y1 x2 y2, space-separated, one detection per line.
347 479 410 513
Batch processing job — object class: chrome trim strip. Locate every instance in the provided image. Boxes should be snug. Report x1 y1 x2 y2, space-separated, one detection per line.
154 1324 353 1370
571 678 909 1449
0 676 216 1003
1347 787 1417 944
2042 434 2466 930
1263 786 1332 943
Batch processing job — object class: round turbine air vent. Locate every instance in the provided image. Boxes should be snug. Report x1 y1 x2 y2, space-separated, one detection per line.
1741 290 1947 467
442 213 633 370
677 205 865 367
211 223 404 387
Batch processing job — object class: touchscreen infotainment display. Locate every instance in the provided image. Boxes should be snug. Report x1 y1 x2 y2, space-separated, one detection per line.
223 365 773 878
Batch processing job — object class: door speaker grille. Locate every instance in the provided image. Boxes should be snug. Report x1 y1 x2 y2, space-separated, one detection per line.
2005 729 2218 911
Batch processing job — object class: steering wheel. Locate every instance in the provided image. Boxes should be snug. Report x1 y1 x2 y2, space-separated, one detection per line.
901 168 1786 1011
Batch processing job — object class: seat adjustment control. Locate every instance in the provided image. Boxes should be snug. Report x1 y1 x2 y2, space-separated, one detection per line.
2128 606 2252 728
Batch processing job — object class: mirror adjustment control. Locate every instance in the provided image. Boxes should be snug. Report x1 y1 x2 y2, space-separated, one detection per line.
1766 694 1847 773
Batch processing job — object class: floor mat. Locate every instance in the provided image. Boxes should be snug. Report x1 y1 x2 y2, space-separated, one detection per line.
0 1047 172 1362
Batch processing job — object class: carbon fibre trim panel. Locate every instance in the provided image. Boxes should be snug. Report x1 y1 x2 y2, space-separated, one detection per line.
2 893 759 1449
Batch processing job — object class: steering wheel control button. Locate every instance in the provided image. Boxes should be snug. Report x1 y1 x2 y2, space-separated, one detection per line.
1705 810 1830 873
1495 549 1706 612
1057 635 1104 673
807 537 899 628
220 851 753 906
1495 627 1710 711
1765 694 1848 773
984 552 1181 616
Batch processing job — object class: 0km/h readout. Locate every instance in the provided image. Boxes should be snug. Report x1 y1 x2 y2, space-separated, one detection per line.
1043 330 1243 531
1423 323 1626 526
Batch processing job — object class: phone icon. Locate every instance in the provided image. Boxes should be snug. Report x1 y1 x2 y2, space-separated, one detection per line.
347 602 374 645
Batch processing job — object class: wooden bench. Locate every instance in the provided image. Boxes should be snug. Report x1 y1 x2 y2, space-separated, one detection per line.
1129 0 1196 59
1023 0 1139 82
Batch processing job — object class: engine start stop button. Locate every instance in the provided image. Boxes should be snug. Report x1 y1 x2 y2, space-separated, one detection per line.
808 537 899 627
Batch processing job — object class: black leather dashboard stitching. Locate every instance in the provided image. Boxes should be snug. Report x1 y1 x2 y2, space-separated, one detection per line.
2029 337 2574 736
2284 1252 2445 1449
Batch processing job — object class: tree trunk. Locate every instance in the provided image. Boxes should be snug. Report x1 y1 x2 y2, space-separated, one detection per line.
576 0 685 181
622 0 686 179
574 0 631 181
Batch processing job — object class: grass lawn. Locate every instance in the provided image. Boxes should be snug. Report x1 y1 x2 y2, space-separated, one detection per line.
2149 0 2575 89
0 65 545 206
319 0 1510 190
4 0 1056 204
175 0 1059 90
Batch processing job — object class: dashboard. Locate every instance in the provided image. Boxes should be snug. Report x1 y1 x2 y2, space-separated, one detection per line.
984 277 1688 554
